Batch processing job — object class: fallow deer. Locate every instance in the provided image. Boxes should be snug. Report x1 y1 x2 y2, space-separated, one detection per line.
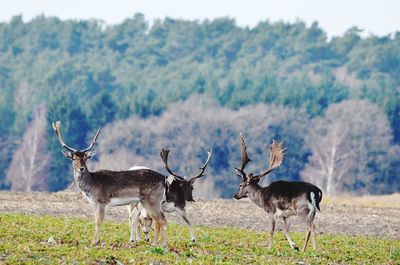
52 121 167 247
233 134 322 251
129 148 212 243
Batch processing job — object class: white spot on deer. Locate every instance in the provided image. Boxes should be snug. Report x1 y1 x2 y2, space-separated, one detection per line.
129 166 150 170
275 208 296 218
110 197 140 206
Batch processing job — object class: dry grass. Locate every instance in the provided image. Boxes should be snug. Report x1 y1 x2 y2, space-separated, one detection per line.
1 191 399 240
322 193 400 208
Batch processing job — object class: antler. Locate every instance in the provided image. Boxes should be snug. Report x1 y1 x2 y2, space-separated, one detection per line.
189 150 212 184
160 148 184 179
254 140 286 178
81 127 100 152
52 121 77 152
234 133 252 177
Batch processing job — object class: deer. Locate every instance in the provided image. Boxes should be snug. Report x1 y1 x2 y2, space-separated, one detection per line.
128 200 153 242
233 133 322 251
52 121 167 247
129 148 212 243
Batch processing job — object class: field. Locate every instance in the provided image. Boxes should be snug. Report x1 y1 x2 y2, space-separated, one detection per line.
0 191 399 264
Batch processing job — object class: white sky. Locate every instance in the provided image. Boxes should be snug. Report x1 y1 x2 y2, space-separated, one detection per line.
1 0 399 37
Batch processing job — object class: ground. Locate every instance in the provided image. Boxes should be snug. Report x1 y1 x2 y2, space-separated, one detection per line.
0 191 399 240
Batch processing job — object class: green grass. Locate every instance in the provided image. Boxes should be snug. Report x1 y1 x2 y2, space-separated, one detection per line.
0 213 399 264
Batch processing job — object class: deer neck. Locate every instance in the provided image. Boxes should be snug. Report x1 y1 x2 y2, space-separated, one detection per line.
72 165 92 191
247 183 264 208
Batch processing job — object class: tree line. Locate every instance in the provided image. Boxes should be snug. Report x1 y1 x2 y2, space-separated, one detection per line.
0 15 399 196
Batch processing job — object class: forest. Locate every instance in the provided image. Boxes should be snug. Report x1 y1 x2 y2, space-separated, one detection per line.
0 14 399 197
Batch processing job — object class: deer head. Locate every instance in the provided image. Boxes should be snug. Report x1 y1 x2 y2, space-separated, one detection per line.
234 133 285 199
52 121 100 172
160 148 212 202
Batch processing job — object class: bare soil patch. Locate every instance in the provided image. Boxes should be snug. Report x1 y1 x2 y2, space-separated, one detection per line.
0 191 399 239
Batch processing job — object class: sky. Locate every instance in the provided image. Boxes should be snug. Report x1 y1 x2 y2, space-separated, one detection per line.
1 0 400 37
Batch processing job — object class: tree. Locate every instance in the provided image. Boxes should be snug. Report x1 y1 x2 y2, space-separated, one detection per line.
94 95 310 198
301 122 354 196
301 100 393 195
1 15 400 194
6 105 50 191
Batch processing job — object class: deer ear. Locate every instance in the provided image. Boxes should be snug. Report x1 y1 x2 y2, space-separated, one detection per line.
167 175 175 185
61 150 73 159
86 150 97 159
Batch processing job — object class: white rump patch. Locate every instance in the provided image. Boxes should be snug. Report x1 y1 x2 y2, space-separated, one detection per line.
129 166 150 170
110 197 140 206
308 192 317 217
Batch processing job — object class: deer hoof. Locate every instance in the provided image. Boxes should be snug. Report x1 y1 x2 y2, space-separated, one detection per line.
293 246 299 251
191 239 196 243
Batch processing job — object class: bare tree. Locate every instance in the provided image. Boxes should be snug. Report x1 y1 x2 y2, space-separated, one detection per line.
6 105 50 191
301 122 354 196
94 95 309 198
301 99 392 195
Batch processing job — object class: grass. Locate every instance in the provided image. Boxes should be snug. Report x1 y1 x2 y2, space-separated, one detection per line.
0 213 399 264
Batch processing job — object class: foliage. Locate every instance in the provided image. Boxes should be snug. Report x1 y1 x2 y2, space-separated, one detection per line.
0 15 399 194
0 213 398 264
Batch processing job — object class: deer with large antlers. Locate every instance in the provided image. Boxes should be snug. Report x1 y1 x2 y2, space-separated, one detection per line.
129 148 212 243
52 121 167 247
234 134 322 251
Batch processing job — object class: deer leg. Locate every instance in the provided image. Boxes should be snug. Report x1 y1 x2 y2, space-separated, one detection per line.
93 204 106 246
152 217 161 247
141 200 167 247
159 212 167 247
268 215 276 249
176 208 195 243
136 221 143 242
303 208 317 251
311 222 316 250
283 217 299 251
128 202 140 244
302 222 312 252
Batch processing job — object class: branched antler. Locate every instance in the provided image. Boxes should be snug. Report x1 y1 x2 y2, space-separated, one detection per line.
82 127 100 152
189 150 212 185
53 121 100 153
160 148 184 180
254 140 286 178
234 133 251 177
52 121 77 152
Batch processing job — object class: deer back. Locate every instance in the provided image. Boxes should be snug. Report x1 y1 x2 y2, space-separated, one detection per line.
262 181 323 212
